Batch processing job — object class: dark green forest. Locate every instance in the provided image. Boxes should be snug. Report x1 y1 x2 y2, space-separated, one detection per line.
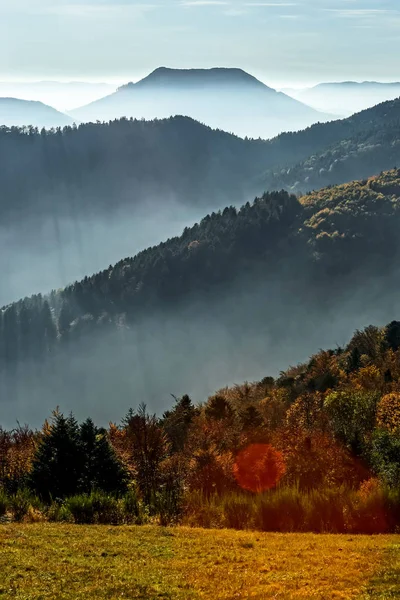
261 98 400 193
3 96 400 226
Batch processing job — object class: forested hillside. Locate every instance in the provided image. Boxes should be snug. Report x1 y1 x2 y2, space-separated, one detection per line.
261 98 400 194
4 96 400 225
2 171 400 426
4 105 398 305
0 116 271 304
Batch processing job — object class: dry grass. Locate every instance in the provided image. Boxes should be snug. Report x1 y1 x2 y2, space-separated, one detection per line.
0 524 399 599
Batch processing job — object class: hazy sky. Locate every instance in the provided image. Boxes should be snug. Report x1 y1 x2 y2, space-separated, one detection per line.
1 0 399 86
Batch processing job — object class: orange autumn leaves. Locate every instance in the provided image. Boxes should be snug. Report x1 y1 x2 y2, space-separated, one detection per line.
233 444 286 493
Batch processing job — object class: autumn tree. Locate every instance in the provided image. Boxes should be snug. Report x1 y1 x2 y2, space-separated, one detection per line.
123 404 169 505
233 444 285 493
377 393 400 434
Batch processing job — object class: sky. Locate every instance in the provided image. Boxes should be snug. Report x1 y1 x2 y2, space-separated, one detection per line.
1 0 400 87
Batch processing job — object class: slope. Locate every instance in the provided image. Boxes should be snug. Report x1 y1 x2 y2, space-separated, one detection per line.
287 81 400 117
0 98 73 128
71 67 330 139
2 170 400 425
2 95 400 305
0 81 117 112
260 98 400 194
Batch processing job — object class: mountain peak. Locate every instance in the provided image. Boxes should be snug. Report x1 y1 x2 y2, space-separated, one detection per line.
120 67 272 91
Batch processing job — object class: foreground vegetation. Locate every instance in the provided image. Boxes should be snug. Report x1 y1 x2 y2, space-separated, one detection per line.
0 524 399 599
2 317 400 532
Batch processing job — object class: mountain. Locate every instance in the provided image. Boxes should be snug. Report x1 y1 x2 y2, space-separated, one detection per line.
71 67 330 139
0 81 117 112
0 116 274 305
0 98 73 128
285 81 400 117
260 98 400 194
2 170 400 426
2 96 400 305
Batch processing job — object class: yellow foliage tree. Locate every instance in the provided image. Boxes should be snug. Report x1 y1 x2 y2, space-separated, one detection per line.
377 393 400 434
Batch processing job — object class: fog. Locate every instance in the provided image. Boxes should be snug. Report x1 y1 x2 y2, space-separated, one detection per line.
71 68 331 140
2 261 400 429
0 199 209 307
284 83 400 118
0 81 117 113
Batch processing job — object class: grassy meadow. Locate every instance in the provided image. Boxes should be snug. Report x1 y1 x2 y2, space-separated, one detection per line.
0 525 399 599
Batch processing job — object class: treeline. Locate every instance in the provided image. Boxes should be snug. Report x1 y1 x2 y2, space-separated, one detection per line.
0 116 267 223
1 320 400 532
0 189 301 370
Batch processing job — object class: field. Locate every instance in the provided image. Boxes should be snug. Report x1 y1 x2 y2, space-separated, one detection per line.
0 525 399 599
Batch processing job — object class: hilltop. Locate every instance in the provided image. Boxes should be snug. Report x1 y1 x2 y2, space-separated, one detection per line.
71 67 329 139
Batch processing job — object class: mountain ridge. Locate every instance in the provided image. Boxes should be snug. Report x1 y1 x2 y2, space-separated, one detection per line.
71 66 329 139
0 97 73 128
121 67 272 91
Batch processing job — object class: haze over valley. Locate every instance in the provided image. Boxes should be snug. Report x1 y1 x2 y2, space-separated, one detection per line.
2 0 400 429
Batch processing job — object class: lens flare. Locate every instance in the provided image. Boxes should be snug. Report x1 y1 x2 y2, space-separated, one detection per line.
233 443 286 493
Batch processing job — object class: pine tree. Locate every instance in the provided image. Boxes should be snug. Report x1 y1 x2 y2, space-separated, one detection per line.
162 394 196 453
79 418 127 494
29 411 83 500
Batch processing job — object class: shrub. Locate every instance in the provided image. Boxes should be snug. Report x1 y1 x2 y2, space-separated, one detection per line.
66 495 96 524
304 488 346 533
66 492 123 525
123 489 142 524
182 490 223 529
91 491 122 525
0 490 8 518
156 484 183 527
9 489 32 522
47 501 73 523
223 494 256 530
257 487 305 532
346 480 400 534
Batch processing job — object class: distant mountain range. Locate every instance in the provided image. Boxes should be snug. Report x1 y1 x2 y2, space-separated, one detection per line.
71 67 331 139
0 98 73 128
284 81 400 117
2 95 400 304
0 81 117 112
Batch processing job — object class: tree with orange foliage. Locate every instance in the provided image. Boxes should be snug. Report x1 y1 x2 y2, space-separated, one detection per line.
233 444 285 493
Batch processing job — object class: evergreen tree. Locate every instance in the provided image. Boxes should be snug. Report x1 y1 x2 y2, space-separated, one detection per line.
162 394 197 453
79 418 127 494
29 411 82 500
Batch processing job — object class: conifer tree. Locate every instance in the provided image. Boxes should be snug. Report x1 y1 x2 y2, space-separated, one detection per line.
29 411 82 500
79 418 128 494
